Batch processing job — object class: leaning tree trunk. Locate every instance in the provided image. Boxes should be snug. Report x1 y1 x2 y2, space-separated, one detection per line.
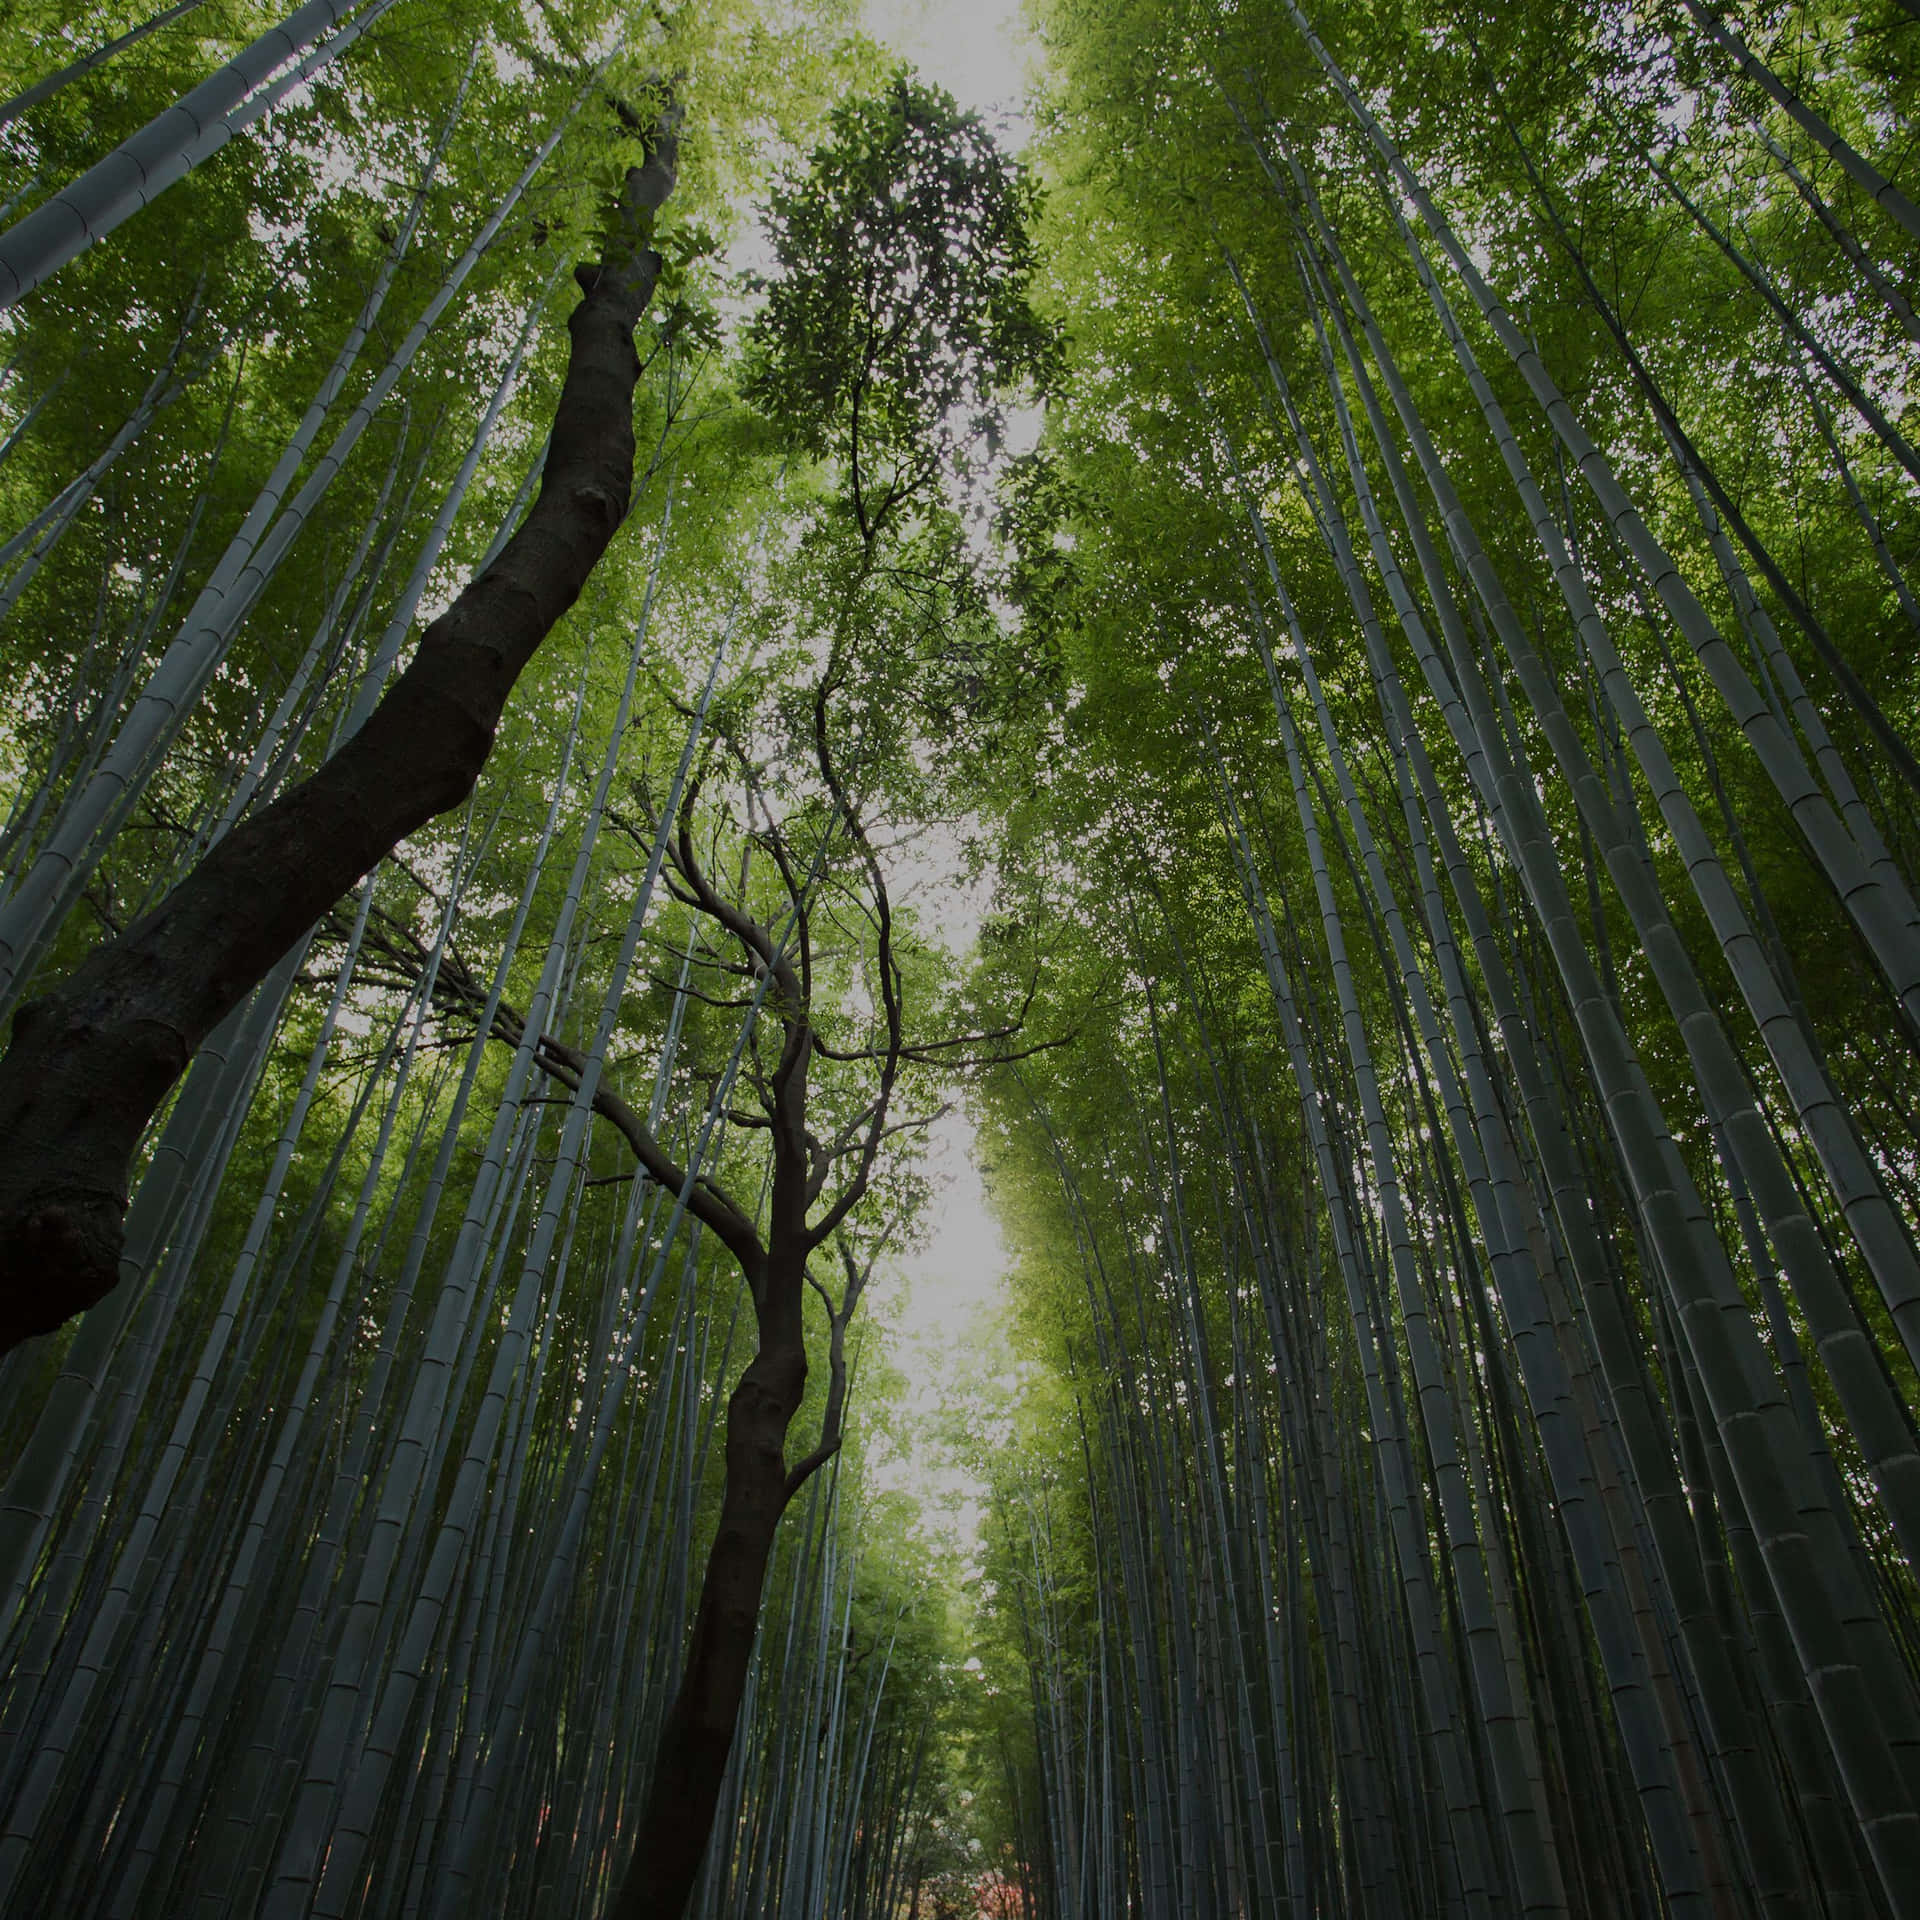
0 108 680 1353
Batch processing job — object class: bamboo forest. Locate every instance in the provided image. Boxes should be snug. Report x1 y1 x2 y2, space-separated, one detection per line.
6 0 1920 1913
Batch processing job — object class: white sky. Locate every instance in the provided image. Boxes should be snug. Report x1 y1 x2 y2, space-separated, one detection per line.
854 0 1032 1560
862 1101 1011 1566
862 0 1034 141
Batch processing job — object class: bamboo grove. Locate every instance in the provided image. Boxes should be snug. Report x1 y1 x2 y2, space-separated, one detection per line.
967 0 1920 1915
2 0 1919 1917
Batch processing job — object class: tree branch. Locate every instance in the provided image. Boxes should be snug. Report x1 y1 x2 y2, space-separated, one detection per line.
782 1239 875 1503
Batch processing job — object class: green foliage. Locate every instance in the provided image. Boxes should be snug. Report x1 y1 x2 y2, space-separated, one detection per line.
7 0 1920 1910
742 71 1061 537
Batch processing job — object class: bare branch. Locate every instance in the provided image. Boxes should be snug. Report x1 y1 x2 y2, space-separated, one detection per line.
802 666 908 1251
782 1239 878 1504
524 1026 766 1276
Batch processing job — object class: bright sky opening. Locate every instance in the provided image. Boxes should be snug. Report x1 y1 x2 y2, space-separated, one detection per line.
855 0 1033 1563
863 0 1034 140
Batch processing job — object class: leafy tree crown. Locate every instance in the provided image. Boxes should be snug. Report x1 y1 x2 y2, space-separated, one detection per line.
743 71 1061 536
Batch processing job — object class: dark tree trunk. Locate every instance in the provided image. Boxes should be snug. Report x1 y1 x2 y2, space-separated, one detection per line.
607 1035 832 1920
606 1292 809 1920
0 113 679 1352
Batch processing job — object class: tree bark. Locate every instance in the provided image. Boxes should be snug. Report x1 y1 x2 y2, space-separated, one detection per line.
0 109 679 1353
605 940 832 1920
606 1289 809 1920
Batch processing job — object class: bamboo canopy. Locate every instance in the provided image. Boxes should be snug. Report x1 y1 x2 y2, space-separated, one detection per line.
0 1 1917 1915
